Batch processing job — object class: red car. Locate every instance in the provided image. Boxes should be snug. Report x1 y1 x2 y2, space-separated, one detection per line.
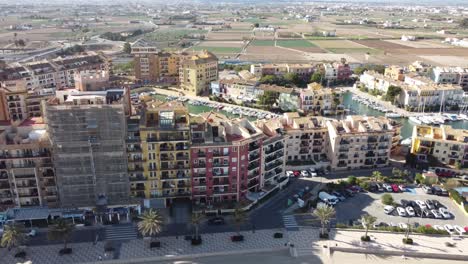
293 171 300 177
391 184 399 193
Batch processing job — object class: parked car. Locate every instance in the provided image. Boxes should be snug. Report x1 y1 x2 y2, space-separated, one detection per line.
425 200 435 210
344 189 355 197
383 183 393 192
405 206 415 217
375 183 384 192
432 200 445 209
391 184 399 193
440 188 448 196
431 209 442 219
286 171 295 178
27 229 37 237
431 186 442 195
331 191 346 201
444 224 455 234
409 200 418 208
400 199 410 207
208 217 225 225
397 207 407 217
300 170 309 177
422 185 432 194
453 225 466 235
398 185 406 192
439 208 451 219
384 205 395 215
433 225 445 231
308 168 317 177
422 209 432 218
416 200 427 210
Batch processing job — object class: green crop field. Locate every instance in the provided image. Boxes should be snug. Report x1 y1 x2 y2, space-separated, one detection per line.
192 46 242 53
250 40 275 46
276 39 317 47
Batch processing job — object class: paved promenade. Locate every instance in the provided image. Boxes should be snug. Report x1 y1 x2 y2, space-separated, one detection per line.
346 87 413 117
1 227 466 264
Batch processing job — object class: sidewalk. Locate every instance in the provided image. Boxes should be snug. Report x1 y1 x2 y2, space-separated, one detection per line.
0 229 289 264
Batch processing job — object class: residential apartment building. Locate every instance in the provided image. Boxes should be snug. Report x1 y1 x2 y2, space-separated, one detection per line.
278 89 300 112
326 116 398 171
211 79 258 102
0 66 31 122
138 100 191 205
282 113 330 167
384 65 405 81
299 84 344 115
189 112 265 207
250 63 314 80
42 90 129 208
431 66 468 91
0 119 58 210
179 51 218 96
408 61 432 74
256 118 286 187
131 43 187 84
74 70 109 91
411 125 467 169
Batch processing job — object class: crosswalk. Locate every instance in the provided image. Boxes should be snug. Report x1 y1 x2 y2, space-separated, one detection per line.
105 224 138 241
282 214 299 231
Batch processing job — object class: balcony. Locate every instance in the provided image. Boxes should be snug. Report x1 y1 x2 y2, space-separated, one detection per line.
42 170 54 177
448 153 459 159
128 167 144 172
0 183 10 190
365 152 375 158
213 162 229 168
193 162 206 168
126 136 141 143
161 191 190 198
338 147 349 152
196 152 206 157
213 151 229 157
249 142 260 151
213 171 229 177
160 155 174 161
128 156 145 163
131 184 145 191
176 154 189 161
265 143 284 155
160 147 175 152
129 175 146 182
248 161 260 171
313 134 323 139
127 146 142 152
368 137 378 143
450 145 460 151
338 154 348 160
340 139 350 145
15 174 35 179
265 160 282 172
18 191 39 198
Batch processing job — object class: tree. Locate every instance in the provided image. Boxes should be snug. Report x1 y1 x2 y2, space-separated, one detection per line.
1 223 26 251
415 173 424 184
381 193 394 205
385 85 402 103
454 161 462 170
233 207 246 236
284 72 300 86
392 168 402 178
258 91 279 107
48 218 75 252
259 74 278 84
313 203 335 237
138 209 163 238
361 214 377 240
444 178 461 190
347 175 357 185
459 18 468 28
253 23 260 28
123 42 131 54
310 72 322 84
191 212 203 239
372 171 383 181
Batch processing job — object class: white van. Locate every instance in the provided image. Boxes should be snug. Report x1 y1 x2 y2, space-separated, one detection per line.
318 191 339 206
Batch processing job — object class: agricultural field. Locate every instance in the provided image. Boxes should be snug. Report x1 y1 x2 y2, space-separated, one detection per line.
141 29 207 42
206 31 252 41
384 39 454 49
275 39 316 47
326 48 382 55
191 46 242 54
250 40 276 46
312 40 368 49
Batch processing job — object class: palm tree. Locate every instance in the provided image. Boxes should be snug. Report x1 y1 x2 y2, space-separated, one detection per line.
233 207 246 236
1 223 26 252
313 203 335 237
372 171 383 182
137 209 163 239
47 218 75 252
191 212 203 239
361 214 377 239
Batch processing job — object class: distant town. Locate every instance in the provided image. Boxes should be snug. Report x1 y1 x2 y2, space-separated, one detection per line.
0 1 467 264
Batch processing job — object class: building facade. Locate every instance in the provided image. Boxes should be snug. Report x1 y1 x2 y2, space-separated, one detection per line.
179 51 218 96
43 91 129 208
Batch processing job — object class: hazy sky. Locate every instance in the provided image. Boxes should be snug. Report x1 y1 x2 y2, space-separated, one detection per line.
0 0 466 5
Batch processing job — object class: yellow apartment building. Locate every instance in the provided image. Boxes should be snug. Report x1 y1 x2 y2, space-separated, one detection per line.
179 51 218 96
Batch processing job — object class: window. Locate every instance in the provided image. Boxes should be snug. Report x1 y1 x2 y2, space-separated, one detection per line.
232 158 237 162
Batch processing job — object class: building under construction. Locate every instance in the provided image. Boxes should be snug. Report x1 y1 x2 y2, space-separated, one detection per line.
42 89 130 208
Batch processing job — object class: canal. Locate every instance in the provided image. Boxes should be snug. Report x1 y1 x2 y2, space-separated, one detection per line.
343 92 468 139
153 93 467 139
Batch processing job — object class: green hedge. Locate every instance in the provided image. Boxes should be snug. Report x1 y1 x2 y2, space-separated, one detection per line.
381 193 394 205
449 190 463 204
336 224 449 235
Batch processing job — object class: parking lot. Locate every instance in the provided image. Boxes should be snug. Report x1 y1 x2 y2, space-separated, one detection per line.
334 187 468 227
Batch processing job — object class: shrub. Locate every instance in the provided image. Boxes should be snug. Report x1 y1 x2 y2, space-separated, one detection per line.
381 193 394 205
449 190 463 204
359 181 370 191
416 226 448 235
403 238 413 244
347 176 357 185
336 223 348 228
360 235 371 242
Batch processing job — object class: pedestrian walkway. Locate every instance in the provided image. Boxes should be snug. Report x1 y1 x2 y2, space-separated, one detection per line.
282 215 299 231
105 224 138 241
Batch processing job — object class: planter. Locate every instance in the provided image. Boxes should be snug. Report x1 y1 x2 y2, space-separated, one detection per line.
14 251 26 258
273 232 283 239
104 241 115 252
191 237 202 245
319 233 329 239
150 241 161 248
231 235 244 242
402 238 413 245
360 235 371 242
59 248 72 255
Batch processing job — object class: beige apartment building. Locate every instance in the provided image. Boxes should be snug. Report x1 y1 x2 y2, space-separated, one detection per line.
411 125 467 169
282 113 330 166
179 51 218 96
74 70 109 91
326 116 399 171
0 119 58 210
